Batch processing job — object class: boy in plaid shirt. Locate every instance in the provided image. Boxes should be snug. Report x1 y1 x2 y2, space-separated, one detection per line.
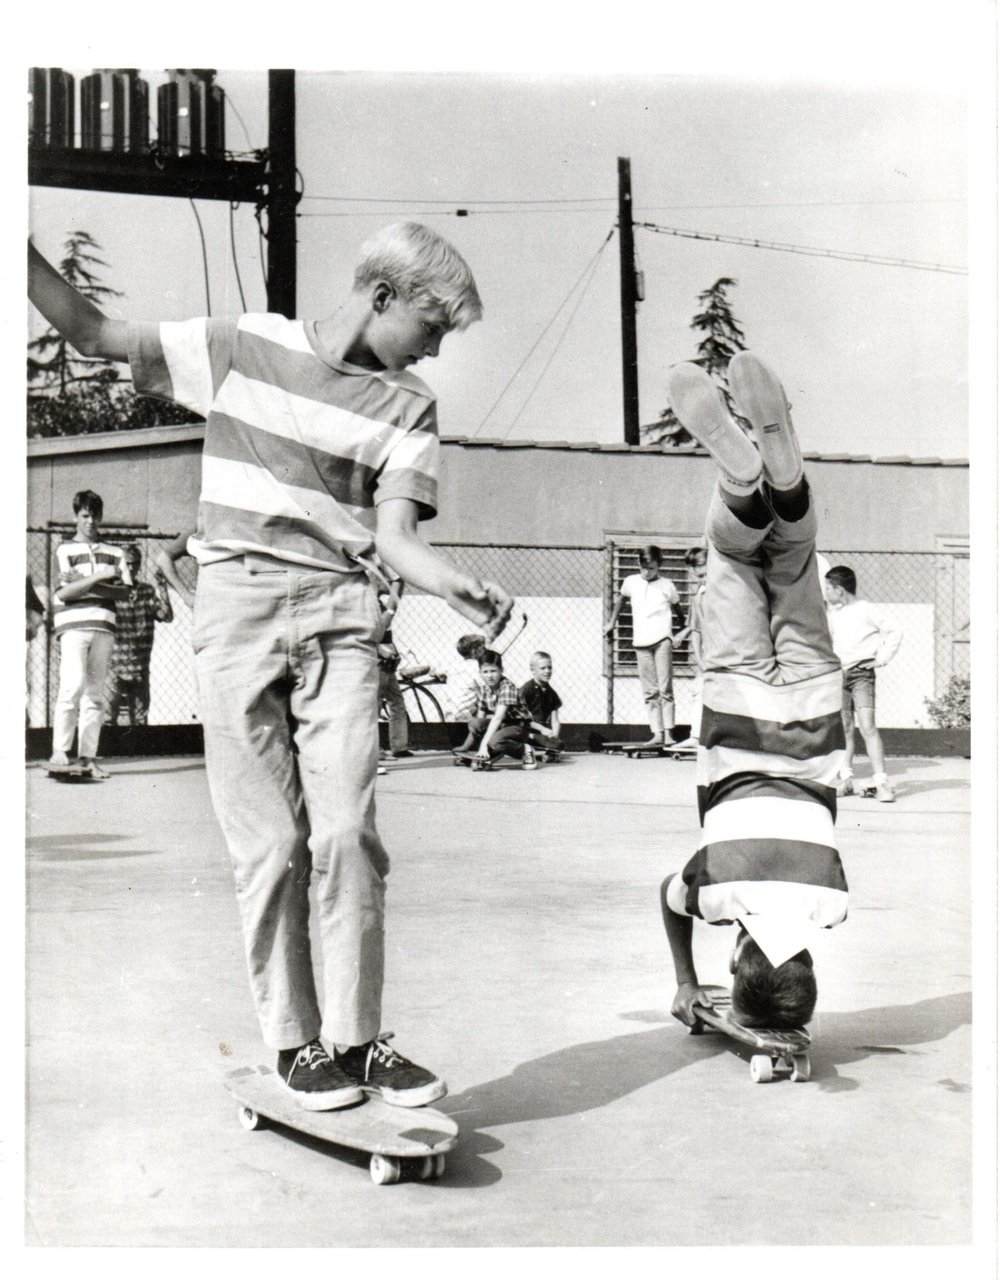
105 544 174 727
465 650 538 769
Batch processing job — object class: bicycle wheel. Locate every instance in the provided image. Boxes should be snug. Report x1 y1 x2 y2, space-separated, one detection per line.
402 682 445 723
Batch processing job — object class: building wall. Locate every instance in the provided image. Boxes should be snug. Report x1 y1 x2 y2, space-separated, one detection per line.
27 426 969 551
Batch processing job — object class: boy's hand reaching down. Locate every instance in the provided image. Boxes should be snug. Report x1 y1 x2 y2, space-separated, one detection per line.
446 579 513 641
671 982 717 1028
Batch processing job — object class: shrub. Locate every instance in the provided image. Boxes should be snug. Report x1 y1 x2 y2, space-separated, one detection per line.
924 676 971 729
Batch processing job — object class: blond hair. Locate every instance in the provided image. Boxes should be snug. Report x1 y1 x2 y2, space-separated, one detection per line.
354 222 483 331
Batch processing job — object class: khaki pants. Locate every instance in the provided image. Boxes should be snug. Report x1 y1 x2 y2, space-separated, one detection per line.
635 637 675 732
52 629 114 757
193 557 388 1050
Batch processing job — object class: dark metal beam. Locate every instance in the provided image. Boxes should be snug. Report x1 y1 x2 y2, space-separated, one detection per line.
28 146 266 203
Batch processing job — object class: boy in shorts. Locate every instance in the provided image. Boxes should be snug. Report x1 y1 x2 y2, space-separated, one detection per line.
824 565 902 802
520 650 563 759
658 354 848 1031
29 222 512 1109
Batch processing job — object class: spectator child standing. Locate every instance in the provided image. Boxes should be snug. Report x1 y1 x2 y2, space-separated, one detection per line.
824 565 902 802
29 223 512 1110
105 543 174 727
605 546 682 746
48 489 131 777
520 651 563 759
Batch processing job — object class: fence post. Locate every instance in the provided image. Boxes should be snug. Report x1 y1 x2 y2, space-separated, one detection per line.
603 540 615 725
44 529 53 728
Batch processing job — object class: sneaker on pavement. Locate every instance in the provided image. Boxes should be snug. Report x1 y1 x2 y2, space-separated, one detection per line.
277 1040 364 1111
336 1033 446 1108
876 782 895 803
666 363 762 492
522 743 538 770
727 352 803 490
836 776 855 797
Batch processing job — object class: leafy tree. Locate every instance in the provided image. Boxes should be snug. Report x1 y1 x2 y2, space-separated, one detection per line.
27 230 201 437
643 276 747 447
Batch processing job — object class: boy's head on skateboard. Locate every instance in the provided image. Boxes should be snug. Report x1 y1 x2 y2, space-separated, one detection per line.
638 545 662 581
530 651 553 685
823 564 857 608
350 222 482 373
478 650 503 688
456 633 486 662
72 489 103 541
730 927 818 1030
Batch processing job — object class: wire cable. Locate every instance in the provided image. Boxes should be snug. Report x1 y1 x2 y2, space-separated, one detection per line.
500 241 610 440
228 202 248 311
636 220 967 275
188 199 211 315
474 227 615 436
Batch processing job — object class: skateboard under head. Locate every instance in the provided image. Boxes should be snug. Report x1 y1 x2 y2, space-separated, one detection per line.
688 985 812 1083
225 1064 457 1182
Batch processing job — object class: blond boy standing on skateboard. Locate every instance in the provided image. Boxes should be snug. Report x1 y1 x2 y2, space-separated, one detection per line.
29 223 511 1110
659 354 849 1031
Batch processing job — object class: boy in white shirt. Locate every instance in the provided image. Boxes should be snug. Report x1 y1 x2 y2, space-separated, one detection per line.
824 565 902 802
605 547 682 746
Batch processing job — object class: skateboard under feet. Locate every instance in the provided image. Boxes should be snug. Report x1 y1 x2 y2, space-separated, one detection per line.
601 740 697 760
44 762 100 782
225 1064 458 1185
452 750 538 771
687 985 812 1083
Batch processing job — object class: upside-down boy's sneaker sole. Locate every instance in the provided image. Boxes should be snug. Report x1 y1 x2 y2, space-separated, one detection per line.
727 352 803 490
666 363 762 491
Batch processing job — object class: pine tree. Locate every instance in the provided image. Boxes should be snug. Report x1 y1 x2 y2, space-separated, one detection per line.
643 276 747 447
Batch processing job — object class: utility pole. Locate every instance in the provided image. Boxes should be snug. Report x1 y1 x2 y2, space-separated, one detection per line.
266 70 297 317
617 156 640 446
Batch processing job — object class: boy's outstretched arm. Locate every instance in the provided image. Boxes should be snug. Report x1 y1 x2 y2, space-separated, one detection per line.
660 874 717 1027
28 241 129 361
376 497 512 640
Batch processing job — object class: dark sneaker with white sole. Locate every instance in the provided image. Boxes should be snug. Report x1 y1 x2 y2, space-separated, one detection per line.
336 1033 447 1108
277 1040 364 1111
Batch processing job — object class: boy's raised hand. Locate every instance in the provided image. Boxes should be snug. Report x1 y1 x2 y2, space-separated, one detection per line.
446 579 513 642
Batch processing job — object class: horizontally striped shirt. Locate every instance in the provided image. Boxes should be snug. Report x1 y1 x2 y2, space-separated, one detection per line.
677 666 848 926
52 540 130 637
127 314 441 572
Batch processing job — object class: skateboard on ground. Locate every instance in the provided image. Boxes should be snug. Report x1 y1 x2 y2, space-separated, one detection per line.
451 749 538 771
601 740 697 760
686 985 812 1083
225 1064 458 1185
44 761 99 782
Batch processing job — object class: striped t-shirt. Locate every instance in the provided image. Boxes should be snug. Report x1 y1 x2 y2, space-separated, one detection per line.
673 666 849 927
127 314 441 572
52 540 130 636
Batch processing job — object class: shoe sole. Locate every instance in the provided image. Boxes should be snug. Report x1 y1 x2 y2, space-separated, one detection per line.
666 363 761 486
727 352 802 489
363 1079 448 1108
279 1080 365 1111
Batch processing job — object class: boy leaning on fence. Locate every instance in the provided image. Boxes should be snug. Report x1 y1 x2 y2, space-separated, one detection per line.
28 222 512 1110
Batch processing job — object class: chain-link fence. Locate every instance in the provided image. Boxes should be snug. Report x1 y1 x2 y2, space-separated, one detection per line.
26 531 969 732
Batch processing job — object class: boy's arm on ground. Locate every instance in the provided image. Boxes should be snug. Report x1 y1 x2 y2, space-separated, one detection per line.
660 875 717 1026
550 710 561 736
29 242 129 361
375 498 512 639
478 705 508 755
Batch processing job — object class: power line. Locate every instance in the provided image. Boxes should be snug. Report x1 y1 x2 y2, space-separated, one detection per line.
474 227 615 437
188 199 211 314
228 202 248 311
635 220 967 275
298 192 960 210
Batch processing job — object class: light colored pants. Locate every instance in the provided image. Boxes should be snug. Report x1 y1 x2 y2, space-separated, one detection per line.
53 629 114 757
378 667 409 752
192 556 388 1050
635 637 675 732
701 485 838 685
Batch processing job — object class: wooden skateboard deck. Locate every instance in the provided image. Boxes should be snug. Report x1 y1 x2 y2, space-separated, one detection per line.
601 740 696 759
225 1064 458 1184
687 985 812 1083
44 763 99 781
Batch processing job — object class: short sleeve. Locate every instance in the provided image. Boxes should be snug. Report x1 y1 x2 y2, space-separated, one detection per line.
127 317 238 417
374 405 440 520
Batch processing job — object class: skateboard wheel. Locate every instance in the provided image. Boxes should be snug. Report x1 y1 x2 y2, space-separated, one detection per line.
749 1054 774 1083
370 1154 401 1185
416 1156 435 1180
434 1154 446 1178
790 1053 811 1082
237 1105 262 1131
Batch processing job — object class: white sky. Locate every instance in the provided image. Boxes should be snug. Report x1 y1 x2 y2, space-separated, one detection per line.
20 12 984 461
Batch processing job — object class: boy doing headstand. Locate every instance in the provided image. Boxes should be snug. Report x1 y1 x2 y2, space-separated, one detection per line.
659 355 849 1031
29 223 512 1109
